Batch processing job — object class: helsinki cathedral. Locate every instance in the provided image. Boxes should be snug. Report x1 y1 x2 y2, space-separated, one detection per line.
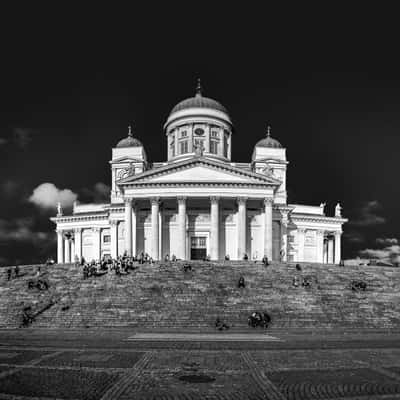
52 81 347 264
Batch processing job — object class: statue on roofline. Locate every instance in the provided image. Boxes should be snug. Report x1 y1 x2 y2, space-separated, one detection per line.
57 202 63 217
335 202 342 217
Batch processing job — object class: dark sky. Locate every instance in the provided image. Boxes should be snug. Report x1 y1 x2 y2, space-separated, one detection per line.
0 5 399 264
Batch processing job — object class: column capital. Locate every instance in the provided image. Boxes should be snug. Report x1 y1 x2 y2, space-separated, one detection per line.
237 196 247 206
316 229 325 235
73 228 82 234
177 196 187 205
263 197 274 206
297 227 306 234
56 229 64 234
92 227 101 233
124 198 132 207
110 220 118 226
334 230 343 236
150 197 160 206
63 231 72 239
210 196 220 204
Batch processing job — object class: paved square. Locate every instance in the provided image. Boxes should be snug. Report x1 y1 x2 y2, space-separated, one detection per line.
118 370 267 400
145 350 248 372
267 368 400 400
0 349 50 365
38 350 145 369
250 349 366 370
0 367 122 400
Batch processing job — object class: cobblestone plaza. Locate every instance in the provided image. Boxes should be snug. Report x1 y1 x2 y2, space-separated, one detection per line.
1 330 400 399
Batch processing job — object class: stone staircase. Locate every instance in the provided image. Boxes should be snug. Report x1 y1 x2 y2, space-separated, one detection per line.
1 262 400 330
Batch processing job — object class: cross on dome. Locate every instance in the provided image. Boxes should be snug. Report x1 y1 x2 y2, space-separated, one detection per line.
195 78 202 96
267 125 271 137
128 124 133 137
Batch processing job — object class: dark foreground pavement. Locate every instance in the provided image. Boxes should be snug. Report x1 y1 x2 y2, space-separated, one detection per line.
1 328 400 399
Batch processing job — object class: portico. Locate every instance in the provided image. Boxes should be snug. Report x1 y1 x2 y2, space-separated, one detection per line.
121 194 275 261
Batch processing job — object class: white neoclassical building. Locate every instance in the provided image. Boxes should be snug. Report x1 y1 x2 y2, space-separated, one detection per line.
52 83 347 264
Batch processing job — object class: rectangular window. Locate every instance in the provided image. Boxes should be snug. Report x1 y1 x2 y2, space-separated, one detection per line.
181 130 187 138
103 235 111 243
211 130 219 138
170 141 175 157
180 140 188 154
210 140 218 154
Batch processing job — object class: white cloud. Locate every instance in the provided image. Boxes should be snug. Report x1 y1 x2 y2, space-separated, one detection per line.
29 183 78 210
376 238 398 246
350 200 386 227
359 242 400 264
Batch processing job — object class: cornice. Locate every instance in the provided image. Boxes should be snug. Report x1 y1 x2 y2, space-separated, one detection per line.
50 214 109 223
291 214 348 224
123 182 274 190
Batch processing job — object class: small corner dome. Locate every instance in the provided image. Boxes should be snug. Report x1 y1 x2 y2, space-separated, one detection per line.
255 127 283 149
115 126 143 148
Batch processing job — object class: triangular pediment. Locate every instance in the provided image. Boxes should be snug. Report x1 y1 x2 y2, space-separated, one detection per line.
118 157 280 186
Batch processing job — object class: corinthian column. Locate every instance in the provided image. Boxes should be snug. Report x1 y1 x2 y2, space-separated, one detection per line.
210 196 220 260
237 197 247 259
110 221 118 258
334 231 342 264
132 202 137 257
64 233 71 263
264 198 273 260
124 199 133 256
151 197 160 260
280 214 288 262
74 228 82 261
177 197 187 260
57 230 64 264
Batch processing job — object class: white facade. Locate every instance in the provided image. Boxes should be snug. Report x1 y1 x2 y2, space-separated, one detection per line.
52 85 347 264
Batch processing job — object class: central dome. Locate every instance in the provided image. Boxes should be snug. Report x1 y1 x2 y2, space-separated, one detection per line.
169 79 229 117
170 94 228 115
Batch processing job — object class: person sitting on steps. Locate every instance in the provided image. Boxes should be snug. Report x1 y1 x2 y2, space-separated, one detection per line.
183 263 192 272
262 256 269 267
238 276 245 288
243 253 249 261
295 263 302 271
224 254 230 261
215 317 230 331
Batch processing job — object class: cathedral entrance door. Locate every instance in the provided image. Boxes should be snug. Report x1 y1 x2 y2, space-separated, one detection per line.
190 236 207 260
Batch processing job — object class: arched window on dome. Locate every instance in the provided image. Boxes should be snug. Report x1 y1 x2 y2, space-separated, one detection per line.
210 140 218 154
180 140 188 154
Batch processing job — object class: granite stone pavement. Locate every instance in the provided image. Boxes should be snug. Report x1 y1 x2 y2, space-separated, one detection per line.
1 329 400 399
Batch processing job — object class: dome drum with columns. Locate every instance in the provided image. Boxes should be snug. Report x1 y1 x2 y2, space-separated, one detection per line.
52 82 347 264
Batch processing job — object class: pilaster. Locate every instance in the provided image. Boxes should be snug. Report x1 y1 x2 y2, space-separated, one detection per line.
237 197 247 259
264 198 273 260
151 197 160 260
177 196 187 260
210 196 220 260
